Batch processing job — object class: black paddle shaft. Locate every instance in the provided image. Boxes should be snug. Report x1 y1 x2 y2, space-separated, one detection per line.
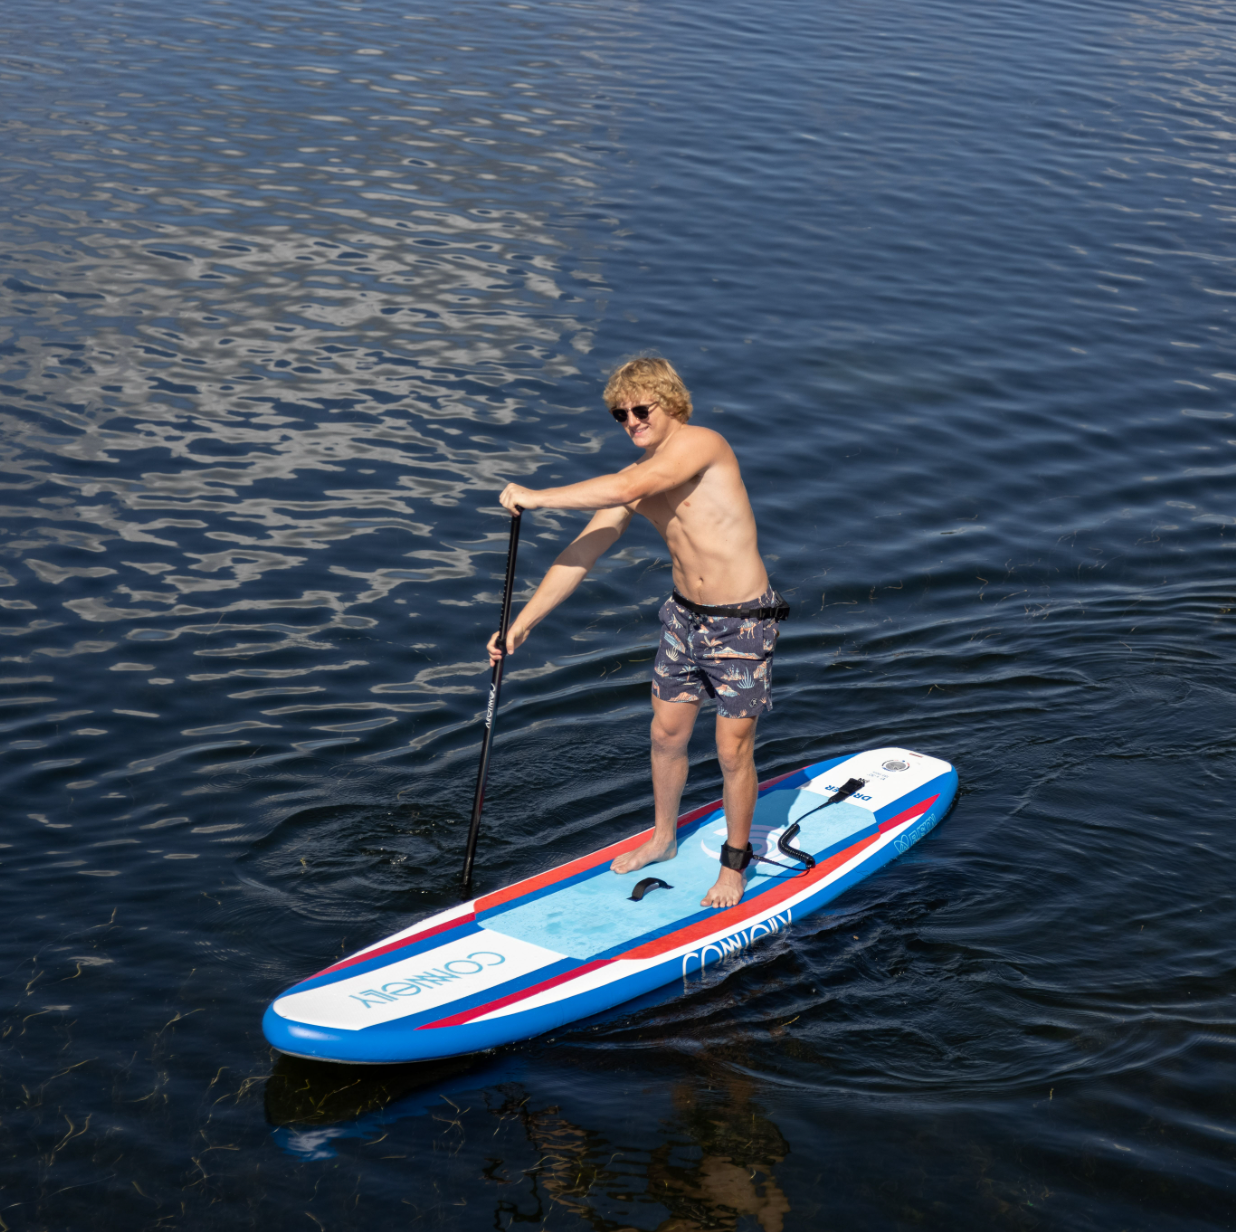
461 508 522 890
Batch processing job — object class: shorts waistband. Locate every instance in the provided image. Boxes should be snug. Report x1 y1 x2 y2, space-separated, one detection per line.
670 589 789 622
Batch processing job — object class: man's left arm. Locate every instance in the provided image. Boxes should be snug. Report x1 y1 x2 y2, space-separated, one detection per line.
500 431 712 513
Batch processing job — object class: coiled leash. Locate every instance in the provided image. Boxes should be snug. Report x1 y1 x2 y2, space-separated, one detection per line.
718 776 868 879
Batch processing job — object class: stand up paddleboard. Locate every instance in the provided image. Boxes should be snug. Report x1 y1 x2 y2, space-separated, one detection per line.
263 746 957 1064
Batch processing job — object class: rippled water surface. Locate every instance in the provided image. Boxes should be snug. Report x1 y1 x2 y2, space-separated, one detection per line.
4 0 1235 1226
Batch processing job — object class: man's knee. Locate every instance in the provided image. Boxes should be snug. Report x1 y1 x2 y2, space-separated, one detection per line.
715 719 757 776
717 744 754 777
651 704 696 753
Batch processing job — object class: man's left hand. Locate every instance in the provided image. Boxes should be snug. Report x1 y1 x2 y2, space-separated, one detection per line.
500 483 539 513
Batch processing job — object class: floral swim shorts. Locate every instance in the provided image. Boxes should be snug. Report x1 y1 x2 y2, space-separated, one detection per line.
651 587 783 719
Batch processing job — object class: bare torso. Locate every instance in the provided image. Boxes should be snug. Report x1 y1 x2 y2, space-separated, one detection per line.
623 425 769 605
493 412 771 649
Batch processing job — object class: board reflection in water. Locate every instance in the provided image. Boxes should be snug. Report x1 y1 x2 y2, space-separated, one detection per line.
267 1054 792 1232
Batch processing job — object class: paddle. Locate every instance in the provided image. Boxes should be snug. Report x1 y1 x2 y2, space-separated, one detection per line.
461 506 522 891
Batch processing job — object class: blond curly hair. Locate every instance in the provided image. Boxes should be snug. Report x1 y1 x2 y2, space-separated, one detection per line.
603 356 692 423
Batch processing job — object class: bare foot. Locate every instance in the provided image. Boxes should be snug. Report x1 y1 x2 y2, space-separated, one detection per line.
701 866 745 909
611 834 677 875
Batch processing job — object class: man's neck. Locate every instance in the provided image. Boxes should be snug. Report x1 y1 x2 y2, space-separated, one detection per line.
639 416 686 458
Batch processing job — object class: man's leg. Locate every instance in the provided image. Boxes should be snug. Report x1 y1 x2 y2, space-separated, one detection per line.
611 694 700 874
701 713 759 908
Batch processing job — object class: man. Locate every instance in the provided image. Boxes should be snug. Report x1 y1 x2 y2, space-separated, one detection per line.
488 357 786 909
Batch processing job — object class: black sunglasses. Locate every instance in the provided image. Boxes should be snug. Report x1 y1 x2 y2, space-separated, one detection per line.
610 403 657 424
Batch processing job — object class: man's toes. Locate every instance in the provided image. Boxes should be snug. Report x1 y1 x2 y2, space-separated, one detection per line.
701 875 744 907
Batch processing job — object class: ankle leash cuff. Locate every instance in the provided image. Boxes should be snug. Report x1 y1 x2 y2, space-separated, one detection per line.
719 841 753 871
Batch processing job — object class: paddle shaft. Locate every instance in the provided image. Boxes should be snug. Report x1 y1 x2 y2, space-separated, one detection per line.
461 508 522 890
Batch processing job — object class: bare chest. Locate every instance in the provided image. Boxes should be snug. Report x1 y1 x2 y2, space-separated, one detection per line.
633 472 708 537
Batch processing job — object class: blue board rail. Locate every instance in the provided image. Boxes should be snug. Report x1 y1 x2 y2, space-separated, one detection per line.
263 746 958 1063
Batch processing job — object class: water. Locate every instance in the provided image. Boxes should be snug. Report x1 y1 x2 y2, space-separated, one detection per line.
3 0 1234 1225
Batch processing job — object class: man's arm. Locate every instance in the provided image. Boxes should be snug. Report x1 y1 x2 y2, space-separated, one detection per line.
498 428 716 513
486 505 631 664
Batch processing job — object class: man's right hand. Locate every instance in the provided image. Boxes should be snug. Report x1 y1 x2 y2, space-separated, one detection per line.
486 625 528 667
500 484 538 514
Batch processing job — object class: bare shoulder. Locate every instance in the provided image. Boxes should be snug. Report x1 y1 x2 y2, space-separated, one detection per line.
663 423 733 461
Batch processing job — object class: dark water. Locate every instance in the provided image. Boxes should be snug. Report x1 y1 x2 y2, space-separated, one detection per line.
3 0 1235 1226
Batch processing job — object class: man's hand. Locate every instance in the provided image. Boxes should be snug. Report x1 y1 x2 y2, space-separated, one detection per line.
486 624 529 666
500 483 538 514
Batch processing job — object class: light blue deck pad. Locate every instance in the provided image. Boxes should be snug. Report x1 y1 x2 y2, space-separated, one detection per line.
481 785 874 961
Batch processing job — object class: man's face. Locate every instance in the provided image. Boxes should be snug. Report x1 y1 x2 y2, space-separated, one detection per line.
610 395 675 449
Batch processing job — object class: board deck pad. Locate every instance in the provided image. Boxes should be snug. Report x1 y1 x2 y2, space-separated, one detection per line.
482 791 873 960
264 747 958 1063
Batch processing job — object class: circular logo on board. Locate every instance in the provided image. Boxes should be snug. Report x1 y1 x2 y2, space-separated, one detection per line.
882 759 909 772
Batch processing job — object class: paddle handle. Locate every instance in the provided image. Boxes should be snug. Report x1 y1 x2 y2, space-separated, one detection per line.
461 508 522 890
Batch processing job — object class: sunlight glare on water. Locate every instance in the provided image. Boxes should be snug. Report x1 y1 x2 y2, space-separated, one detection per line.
2 0 1235 1226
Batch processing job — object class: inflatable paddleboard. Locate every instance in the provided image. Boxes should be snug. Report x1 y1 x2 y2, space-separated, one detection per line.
263 746 957 1064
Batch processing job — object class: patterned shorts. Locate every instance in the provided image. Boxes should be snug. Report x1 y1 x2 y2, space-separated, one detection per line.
651 587 781 719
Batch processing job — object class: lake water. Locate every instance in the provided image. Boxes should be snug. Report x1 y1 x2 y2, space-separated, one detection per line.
3 0 1235 1226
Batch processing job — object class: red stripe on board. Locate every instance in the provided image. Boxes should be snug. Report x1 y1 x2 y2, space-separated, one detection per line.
677 795 723 827
475 799 727 913
475 836 647 913
421 958 614 1029
312 912 476 978
673 768 801 826
312 789 936 980
474 769 807 913
878 794 937 832
755 767 803 791
409 781 935 1025
620 795 940 961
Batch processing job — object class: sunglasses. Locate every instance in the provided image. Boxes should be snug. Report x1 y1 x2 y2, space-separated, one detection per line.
610 402 657 424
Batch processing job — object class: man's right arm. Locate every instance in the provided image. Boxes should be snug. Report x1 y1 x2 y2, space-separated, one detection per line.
486 505 631 664
498 428 718 514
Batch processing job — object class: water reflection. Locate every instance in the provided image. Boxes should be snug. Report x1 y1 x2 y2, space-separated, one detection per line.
265 1052 494 1149
267 1053 792 1232
520 1073 791 1232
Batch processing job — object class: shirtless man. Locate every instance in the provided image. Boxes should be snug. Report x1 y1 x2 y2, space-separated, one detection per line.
488 357 786 909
